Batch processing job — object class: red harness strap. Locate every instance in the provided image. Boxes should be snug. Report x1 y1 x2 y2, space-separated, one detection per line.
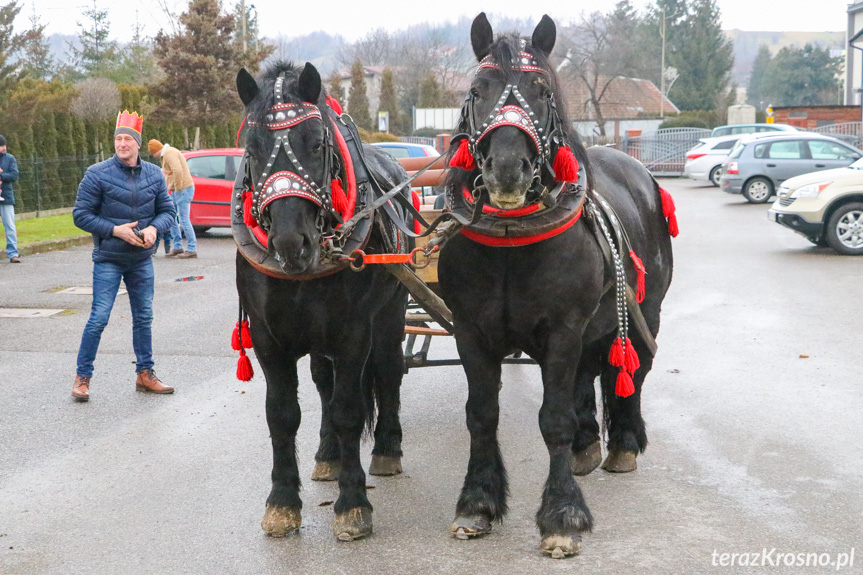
460 205 583 247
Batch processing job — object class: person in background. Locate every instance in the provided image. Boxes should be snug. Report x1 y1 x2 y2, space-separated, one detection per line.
148 139 197 258
0 134 22 263
71 111 176 401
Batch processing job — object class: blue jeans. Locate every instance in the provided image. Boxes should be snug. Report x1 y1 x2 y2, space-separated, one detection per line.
76 258 155 378
0 204 18 258
170 186 197 253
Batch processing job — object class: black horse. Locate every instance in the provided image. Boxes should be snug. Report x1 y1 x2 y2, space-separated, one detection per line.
234 61 411 541
438 14 675 557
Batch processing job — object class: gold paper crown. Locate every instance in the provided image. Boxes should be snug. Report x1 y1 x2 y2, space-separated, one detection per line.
116 110 143 134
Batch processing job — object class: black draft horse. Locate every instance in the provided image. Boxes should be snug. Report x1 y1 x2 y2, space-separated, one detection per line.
234 62 411 541
438 14 674 557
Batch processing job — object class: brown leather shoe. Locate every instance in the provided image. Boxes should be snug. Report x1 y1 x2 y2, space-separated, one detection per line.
10 256 21 263
135 369 174 394
165 248 184 257
72 375 91 401
177 251 197 259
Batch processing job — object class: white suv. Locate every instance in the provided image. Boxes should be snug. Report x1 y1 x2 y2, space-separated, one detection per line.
683 135 740 186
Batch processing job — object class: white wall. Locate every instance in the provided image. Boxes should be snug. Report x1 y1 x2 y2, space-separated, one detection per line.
413 108 461 131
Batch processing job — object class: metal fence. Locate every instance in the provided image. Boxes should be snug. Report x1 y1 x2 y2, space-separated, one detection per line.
618 128 711 176
810 122 863 148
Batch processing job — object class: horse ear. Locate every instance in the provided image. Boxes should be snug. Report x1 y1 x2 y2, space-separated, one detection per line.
298 62 322 104
471 12 494 61
531 14 556 57
236 68 259 106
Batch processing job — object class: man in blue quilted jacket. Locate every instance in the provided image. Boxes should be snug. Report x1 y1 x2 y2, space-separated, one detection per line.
71 111 177 401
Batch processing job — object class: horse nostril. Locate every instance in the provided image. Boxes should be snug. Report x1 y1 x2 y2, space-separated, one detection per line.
522 158 532 173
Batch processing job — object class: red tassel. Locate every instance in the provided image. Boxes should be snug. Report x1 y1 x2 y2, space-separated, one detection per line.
449 139 476 170
231 322 242 351
243 191 256 228
237 349 254 381
629 250 646 303
609 337 625 367
331 179 348 217
623 337 640 374
659 187 679 238
552 145 579 182
615 369 635 398
240 320 252 349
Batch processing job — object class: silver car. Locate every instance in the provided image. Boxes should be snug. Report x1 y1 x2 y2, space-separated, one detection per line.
719 133 863 203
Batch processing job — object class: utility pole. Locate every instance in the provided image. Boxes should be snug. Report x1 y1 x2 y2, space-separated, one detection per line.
660 9 667 118
241 0 247 54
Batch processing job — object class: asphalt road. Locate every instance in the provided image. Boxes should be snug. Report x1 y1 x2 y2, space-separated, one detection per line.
1 178 861 575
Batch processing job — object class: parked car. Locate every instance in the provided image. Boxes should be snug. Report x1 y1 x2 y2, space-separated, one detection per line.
683 134 741 186
768 158 863 255
710 123 797 138
371 142 440 159
718 133 863 204
182 148 244 233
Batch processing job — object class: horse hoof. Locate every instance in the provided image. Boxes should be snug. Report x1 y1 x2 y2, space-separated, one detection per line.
369 454 402 476
601 450 638 473
541 534 582 558
572 441 602 476
311 460 340 481
261 504 301 537
332 507 373 541
450 515 492 539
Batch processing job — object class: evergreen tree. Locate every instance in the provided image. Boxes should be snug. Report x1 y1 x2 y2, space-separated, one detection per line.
113 16 161 85
762 44 840 106
153 0 246 133
377 67 401 134
746 45 772 109
347 59 372 130
19 2 54 80
418 74 443 108
328 71 344 108
66 0 120 79
666 0 734 111
0 1 45 94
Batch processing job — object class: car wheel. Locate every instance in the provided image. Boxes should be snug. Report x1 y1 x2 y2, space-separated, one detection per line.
193 226 211 234
709 165 722 187
742 177 773 204
825 202 863 255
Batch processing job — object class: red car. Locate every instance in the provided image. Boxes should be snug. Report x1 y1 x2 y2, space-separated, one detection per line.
182 148 244 233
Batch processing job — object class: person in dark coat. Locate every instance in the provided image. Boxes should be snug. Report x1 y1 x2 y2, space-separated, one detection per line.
70 111 177 401
0 134 21 263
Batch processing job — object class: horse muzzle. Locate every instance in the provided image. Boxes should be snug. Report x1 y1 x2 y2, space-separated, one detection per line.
269 232 320 275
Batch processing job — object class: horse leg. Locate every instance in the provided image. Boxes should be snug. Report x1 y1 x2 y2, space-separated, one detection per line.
309 354 341 481
535 338 593 558
330 329 375 541
571 347 603 476
600 337 650 473
368 295 406 477
450 333 506 540
257 345 303 537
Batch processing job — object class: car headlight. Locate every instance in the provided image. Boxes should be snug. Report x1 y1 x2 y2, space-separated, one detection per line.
790 182 831 199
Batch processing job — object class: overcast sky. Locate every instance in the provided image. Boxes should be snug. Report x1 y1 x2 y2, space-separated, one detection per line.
35 0 854 42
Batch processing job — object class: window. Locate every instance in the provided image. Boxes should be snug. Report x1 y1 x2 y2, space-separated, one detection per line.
379 146 410 158
712 139 738 150
753 143 767 159
808 140 858 160
729 142 745 159
765 141 804 159
187 155 228 179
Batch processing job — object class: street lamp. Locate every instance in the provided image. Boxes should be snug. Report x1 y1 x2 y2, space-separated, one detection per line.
659 9 679 118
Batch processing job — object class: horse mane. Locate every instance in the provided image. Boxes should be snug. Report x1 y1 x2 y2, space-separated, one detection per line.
446 32 592 194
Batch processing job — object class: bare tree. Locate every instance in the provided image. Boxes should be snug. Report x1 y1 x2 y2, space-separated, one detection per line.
558 4 644 137
70 77 120 121
339 28 392 68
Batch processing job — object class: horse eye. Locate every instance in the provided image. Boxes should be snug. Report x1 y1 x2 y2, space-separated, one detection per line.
470 87 481 99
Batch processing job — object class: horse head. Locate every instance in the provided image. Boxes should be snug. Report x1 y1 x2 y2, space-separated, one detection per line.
451 13 584 210
237 62 343 276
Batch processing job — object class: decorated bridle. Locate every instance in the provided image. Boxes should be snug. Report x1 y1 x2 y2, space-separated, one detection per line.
243 74 346 234
450 41 580 188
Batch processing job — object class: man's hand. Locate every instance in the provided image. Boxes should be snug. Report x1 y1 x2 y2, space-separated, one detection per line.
113 221 145 247
141 225 158 248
